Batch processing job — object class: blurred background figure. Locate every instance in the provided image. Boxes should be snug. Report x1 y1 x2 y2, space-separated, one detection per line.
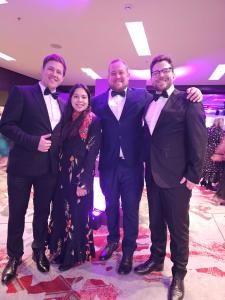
211 136 225 205
0 107 9 158
200 117 225 191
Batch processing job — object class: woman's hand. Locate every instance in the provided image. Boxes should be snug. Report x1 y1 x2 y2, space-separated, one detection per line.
76 186 87 197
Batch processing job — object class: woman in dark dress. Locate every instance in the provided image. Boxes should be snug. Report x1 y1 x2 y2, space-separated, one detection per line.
48 84 101 271
200 117 224 190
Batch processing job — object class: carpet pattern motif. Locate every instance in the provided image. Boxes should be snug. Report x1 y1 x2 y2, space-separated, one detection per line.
0 157 225 300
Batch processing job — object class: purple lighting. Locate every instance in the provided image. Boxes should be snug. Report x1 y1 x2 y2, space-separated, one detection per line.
93 178 105 211
174 66 192 77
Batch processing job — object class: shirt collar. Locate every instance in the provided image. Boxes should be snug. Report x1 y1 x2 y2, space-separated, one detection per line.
39 81 56 95
166 84 175 97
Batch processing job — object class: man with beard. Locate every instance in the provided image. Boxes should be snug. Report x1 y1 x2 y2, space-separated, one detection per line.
91 58 203 276
134 55 207 300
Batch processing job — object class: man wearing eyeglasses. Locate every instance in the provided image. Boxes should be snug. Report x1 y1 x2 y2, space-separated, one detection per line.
92 58 203 276
134 54 207 300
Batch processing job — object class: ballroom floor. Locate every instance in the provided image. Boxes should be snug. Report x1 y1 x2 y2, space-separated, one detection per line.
0 157 225 300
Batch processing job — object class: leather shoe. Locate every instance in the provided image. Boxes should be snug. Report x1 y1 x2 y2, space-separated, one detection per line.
32 250 50 273
99 242 118 261
1 257 22 284
118 254 133 275
168 277 184 300
134 258 164 275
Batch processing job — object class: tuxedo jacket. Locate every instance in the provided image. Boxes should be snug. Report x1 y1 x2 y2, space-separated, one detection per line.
91 88 151 170
0 84 67 176
143 89 207 188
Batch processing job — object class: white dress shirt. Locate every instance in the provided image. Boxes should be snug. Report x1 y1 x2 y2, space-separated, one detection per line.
39 82 61 130
145 85 175 135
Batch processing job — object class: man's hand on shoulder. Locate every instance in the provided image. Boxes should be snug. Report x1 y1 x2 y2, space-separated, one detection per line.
186 87 203 102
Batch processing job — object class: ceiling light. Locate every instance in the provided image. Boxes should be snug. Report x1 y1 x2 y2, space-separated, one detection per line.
125 22 151 56
0 52 15 61
50 43 62 49
81 68 101 80
209 64 225 80
0 0 8 4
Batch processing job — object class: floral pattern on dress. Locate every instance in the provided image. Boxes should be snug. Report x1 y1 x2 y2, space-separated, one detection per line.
48 114 101 268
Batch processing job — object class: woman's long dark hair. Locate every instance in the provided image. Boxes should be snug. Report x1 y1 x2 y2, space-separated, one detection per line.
61 83 91 143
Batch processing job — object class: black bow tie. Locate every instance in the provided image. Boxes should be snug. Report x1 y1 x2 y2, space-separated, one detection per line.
111 90 126 98
153 90 169 101
44 87 58 99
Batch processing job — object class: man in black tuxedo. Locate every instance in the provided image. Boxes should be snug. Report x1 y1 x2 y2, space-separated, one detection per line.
134 55 207 300
91 58 203 275
0 54 67 284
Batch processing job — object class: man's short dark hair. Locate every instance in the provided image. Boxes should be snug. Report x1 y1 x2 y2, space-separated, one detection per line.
150 54 174 73
42 53 67 76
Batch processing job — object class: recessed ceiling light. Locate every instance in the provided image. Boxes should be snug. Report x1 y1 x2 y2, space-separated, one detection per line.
124 3 133 10
209 64 225 80
125 21 151 56
50 43 62 49
0 52 15 61
81 68 101 80
0 0 8 4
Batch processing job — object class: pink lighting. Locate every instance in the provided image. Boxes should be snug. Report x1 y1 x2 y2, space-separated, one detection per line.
174 66 192 77
129 69 150 80
93 178 105 211
129 66 192 81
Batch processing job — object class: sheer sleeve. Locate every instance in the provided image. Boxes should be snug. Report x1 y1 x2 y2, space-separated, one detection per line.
78 115 101 192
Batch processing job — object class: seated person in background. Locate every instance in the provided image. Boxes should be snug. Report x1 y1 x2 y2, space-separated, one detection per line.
48 84 101 271
200 117 224 190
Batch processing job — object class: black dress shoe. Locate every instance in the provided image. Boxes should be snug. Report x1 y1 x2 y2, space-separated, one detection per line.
32 250 50 273
1 257 22 285
118 254 133 275
168 277 184 300
134 258 164 275
99 242 119 261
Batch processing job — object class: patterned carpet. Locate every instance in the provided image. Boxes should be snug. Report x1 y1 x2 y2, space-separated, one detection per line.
0 157 225 300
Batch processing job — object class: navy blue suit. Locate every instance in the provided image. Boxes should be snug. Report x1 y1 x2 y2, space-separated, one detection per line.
92 88 151 254
0 84 66 258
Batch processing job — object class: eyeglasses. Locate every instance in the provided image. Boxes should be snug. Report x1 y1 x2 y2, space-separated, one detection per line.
151 67 172 77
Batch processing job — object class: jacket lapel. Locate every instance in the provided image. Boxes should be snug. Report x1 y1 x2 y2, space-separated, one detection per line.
153 89 180 132
32 84 52 130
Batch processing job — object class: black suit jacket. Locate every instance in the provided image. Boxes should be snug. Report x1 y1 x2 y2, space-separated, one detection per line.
0 84 67 176
91 88 151 170
143 89 207 188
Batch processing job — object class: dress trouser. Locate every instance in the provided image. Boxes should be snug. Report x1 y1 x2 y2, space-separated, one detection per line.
145 170 191 279
100 160 144 255
7 173 57 258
